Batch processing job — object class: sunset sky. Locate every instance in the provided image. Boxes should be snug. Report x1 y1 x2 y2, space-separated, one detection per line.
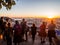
0 0 60 18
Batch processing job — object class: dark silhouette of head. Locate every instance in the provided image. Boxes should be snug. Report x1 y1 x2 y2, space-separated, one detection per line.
6 18 9 22
4 22 6 25
43 22 45 24
51 20 54 24
22 18 25 21
15 20 19 24
8 23 10 27
32 23 35 27
1 17 3 20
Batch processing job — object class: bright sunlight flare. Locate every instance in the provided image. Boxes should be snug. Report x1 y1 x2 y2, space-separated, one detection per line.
48 15 54 18
46 15 55 18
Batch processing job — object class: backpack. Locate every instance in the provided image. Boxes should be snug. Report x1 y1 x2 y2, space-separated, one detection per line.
14 24 21 35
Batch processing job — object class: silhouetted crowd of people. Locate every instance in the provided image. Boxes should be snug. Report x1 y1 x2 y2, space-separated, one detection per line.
0 17 59 45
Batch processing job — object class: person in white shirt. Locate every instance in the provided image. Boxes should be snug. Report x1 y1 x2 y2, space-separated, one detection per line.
48 20 57 45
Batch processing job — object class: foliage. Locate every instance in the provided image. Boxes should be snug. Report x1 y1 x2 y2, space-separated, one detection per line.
0 0 16 10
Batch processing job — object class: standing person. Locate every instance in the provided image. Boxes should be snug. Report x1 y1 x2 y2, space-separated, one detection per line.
0 17 4 34
48 20 57 45
5 23 12 45
3 22 7 41
25 22 29 41
21 19 26 40
13 21 22 45
31 23 37 43
39 22 47 43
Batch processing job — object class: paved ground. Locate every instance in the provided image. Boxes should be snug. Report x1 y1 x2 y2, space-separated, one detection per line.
0 32 60 45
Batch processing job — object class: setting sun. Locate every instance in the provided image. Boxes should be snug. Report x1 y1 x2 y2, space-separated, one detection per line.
47 15 54 18
46 14 56 18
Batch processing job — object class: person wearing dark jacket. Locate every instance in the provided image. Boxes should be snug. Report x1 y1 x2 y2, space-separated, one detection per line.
21 19 26 40
5 23 12 45
3 22 6 41
0 17 4 34
31 23 37 43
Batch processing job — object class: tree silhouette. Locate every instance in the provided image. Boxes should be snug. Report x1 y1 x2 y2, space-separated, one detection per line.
0 0 16 10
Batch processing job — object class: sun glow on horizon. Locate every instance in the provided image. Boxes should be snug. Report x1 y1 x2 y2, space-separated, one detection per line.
45 13 58 18
47 15 54 18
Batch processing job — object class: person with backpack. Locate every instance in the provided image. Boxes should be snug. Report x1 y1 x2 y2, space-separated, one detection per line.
13 21 22 45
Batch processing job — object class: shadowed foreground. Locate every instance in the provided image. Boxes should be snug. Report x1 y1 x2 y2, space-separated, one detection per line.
0 33 60 45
